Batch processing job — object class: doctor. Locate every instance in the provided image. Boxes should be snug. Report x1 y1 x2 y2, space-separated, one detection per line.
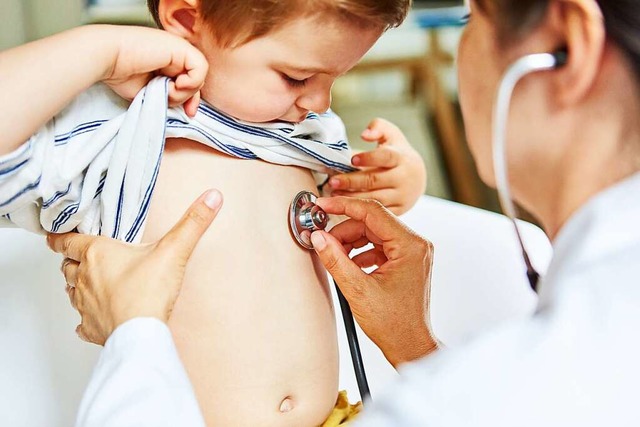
49 0 640 425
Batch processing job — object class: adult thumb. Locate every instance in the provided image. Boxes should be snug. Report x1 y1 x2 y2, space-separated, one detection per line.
158 190 223 261
311 231 368 294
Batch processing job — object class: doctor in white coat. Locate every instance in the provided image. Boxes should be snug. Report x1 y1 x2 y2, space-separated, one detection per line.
48 0 640 425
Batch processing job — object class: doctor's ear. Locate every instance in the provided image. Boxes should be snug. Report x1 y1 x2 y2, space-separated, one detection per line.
157 0 201 41
548 0 605 105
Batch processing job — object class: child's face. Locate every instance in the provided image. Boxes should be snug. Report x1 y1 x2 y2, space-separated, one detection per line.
196 15 383 123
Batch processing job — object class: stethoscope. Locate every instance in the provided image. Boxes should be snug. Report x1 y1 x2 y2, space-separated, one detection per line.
492 50 567 292
289 190 372 402
287 49 568 403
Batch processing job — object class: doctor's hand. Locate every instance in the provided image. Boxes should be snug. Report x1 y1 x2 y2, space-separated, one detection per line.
326 119 427 215
311 197 438 368
47 190 223 346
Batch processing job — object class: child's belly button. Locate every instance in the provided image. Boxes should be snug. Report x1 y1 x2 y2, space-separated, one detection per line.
279 396 294 413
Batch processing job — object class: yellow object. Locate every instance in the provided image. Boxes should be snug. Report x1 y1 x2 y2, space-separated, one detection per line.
321 391 362 427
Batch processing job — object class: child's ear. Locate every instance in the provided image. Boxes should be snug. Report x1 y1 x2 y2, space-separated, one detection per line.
157 0 200 41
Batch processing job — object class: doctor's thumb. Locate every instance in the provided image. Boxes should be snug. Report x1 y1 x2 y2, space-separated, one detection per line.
311 231 367 292
157 189 224 261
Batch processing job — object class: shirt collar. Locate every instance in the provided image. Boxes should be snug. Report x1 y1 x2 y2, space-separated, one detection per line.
538 172 640 301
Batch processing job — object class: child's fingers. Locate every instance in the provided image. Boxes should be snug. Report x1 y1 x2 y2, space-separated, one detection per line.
167 81 186 105
174 52 208 90
175 72 203 91
183 92 201 118
160 48 207 88
329 169 395 191
361 118 406 146
168 82 200 110
361 127 384 143
352 147 401 169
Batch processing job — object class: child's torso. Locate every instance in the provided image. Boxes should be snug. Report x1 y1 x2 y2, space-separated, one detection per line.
142 138 339 427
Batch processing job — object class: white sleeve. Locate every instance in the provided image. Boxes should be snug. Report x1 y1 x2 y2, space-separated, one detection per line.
76 318 205 427
350 314 571 427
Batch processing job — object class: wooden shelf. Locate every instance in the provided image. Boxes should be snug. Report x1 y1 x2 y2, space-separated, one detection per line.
84 4 154 25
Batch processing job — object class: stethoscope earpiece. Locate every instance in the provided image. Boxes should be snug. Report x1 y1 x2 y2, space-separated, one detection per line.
552 50 568 68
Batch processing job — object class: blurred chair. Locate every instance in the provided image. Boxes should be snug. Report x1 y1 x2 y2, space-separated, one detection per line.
340 4 487 207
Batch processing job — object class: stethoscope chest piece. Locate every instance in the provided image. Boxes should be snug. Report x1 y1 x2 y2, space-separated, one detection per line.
289 191 329 249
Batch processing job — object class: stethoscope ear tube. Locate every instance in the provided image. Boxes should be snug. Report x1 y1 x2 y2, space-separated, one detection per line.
492 51 566 292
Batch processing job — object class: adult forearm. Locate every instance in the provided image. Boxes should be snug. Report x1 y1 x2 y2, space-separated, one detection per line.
383 318 440 368
0 25 116 155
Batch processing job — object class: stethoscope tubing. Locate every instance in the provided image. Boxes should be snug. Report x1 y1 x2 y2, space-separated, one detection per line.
492 51 566 291
334 278 371 403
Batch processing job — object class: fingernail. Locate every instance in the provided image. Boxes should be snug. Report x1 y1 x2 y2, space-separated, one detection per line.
310 232 327 251
204 190 222 209
329 178 341 189
352 156 361 166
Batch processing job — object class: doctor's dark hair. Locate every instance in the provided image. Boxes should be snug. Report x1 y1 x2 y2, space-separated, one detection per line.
147 0 411 47
475 0 640 78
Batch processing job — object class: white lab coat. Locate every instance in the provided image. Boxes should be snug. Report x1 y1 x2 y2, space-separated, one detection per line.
356 172 640 426
76 318 205 427
77 173 640 426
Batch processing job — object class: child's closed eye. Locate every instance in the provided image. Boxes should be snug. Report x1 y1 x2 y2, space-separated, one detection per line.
281 73 309 88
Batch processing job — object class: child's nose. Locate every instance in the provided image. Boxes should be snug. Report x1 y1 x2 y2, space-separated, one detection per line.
296 87 332 114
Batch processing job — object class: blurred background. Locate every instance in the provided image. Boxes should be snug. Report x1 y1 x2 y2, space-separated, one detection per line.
0 0 501 212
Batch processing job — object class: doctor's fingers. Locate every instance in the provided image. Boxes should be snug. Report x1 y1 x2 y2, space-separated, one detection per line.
330 189 399 212
48 232 97 262
311 231 374 299
61 258 79 310
329 219 385 250
351 247 388 269
75 322 103 346
61 258 79 286
316 197 407 243
75 324 90 343
155 189 223 263
65 285 78 311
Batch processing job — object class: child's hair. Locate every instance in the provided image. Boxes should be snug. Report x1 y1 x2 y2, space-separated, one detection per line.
147 0 412 47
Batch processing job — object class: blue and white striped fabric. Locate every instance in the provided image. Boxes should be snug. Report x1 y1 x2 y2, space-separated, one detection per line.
0 77 355 242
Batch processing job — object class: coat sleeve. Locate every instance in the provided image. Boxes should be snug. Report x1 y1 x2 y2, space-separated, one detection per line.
75 318 206 427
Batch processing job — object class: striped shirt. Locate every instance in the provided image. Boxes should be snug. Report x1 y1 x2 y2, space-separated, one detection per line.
0 77 355 242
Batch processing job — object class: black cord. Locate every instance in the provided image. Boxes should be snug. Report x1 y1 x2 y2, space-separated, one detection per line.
317 176 331 193
334 279 371 403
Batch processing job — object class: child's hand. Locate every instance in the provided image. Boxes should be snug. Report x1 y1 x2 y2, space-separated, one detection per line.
327 118 427 215
100 26 208 117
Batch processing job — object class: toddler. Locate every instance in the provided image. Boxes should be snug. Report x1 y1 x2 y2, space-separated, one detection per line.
0 0 426 425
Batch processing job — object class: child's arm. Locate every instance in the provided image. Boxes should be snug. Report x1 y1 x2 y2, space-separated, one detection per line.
326 118 427 215
0 25 207 156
